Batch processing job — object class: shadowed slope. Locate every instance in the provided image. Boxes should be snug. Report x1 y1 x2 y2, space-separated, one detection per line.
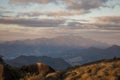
0 64 3 80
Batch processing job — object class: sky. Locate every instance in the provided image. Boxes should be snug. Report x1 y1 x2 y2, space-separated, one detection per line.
0 0 120 45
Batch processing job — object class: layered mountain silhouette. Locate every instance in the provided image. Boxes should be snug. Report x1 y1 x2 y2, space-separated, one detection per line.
65 45 120 65
0 35 120 66
0 35 108 59
6 56 71 70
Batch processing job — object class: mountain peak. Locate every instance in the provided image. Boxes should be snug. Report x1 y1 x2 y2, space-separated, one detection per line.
107 45 120 50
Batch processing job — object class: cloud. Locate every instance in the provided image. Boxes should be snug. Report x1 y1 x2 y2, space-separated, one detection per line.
16 10 85 18
67 16 120 30
94 16 120 30
63 0 108 10
0 10 15 18
2 0 110 19
16 12 42 18
95 16 120 24
1 15 119 30
10 0 109 13
0 18 65 27
67 22 97 29
45 10 84 16
10 0 52 3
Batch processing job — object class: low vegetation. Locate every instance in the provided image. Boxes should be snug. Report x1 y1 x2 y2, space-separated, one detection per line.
63 58 120 80
0 57 120 80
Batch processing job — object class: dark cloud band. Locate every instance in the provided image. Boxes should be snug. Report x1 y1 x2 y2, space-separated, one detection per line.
0 18 65 27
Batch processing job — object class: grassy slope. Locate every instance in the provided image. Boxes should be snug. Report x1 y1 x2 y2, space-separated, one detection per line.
63 58 120 80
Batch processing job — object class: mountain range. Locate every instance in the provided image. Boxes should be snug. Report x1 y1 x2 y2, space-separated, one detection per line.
4 45 120 67
64 45 120 65
0 35 120 66
0 35 109 59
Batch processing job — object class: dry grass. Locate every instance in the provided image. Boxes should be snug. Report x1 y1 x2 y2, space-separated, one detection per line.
11 59 120 80
64 60 120 80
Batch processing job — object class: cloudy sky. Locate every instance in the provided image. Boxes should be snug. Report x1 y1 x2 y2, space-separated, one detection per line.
0 0 120 45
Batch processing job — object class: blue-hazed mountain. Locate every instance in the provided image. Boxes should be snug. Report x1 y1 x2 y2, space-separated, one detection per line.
4 45 120 66
65 45 120 65
5 55 71 70
0 35 120 66
0 35 108 59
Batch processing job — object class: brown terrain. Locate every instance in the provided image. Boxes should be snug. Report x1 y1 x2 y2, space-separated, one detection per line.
0 57 120 80
20 58 120 80
63 59 120 80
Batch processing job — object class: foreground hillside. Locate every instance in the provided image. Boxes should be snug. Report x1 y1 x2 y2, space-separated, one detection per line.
0 57 120 80
21 58 120 80
63 58 120 80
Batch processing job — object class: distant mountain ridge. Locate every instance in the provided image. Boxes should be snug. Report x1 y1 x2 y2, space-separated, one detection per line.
3 35 108 47
5 45 120 68
0 35 119 66
65 45 120 65
0 35 109 59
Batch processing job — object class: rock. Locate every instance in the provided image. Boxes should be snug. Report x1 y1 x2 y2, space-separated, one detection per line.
21 62 55 76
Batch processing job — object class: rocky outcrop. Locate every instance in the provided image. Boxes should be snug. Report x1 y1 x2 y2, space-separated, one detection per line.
21 62 55 76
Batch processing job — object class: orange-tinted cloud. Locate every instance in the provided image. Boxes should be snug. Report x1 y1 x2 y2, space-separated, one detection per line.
95 16 120 24
94 16 120 30
10 0 109 11
10 0 51 3
1 0 110 19
63 0 108 10
16 10 85 17
67 16 120 30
